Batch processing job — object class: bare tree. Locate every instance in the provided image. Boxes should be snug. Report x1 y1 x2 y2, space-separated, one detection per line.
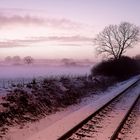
12 56 21 64
94 22 140 59
24 56 34 64
5 56 12 63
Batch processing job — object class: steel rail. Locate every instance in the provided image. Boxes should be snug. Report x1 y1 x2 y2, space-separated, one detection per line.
58 79 140 140
110 94 140 140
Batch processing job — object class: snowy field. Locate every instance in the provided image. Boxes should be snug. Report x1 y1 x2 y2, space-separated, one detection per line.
0 65 91 89
0 65 91 79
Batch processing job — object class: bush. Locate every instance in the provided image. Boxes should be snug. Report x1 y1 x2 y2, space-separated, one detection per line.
0 75 116 137
134 55 140 69
91 56 140 80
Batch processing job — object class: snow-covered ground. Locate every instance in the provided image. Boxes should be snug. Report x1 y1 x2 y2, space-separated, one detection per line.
0 65 91 79
120 94 140 140
2 75 139 140
0 65 91 90
78 82 140 140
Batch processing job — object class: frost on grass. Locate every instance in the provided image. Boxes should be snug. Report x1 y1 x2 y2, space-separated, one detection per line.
0 75 116 138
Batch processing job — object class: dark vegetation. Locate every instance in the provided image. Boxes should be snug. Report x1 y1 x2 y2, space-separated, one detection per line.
91 56 140 80
0 56 139 137
0 75 116 137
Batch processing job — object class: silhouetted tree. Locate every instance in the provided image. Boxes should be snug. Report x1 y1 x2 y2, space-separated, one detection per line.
94 22 140 59
5 56 12 63
61 58 77 66
134 54 140 60
24 56 33 64
12 56 21 64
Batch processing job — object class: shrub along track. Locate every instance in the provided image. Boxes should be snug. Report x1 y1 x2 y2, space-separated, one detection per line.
0 76 116 139
58 79 140 140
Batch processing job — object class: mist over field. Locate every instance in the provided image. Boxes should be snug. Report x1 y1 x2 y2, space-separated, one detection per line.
0 59 94 79
0 65 91 79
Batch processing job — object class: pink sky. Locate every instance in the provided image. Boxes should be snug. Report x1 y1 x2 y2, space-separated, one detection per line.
0 0 139 60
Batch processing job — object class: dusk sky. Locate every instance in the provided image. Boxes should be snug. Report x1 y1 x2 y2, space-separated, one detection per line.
0 0 140 60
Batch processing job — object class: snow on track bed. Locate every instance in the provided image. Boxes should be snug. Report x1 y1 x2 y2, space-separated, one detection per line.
63 81 140 140
27 76 140 140
117 95 140 140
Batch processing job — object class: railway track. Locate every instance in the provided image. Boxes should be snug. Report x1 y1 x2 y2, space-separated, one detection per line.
113 94 140 140
58 78 140 140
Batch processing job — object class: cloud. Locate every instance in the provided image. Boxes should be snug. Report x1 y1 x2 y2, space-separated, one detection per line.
0 40 24 48
0 8 39 14
0 13 81 30
0 35 93 48
0 14 43 25
32 36 93 42
0 9 94 48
